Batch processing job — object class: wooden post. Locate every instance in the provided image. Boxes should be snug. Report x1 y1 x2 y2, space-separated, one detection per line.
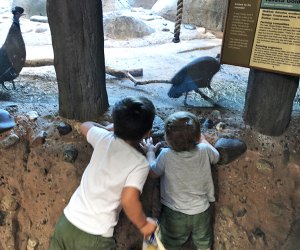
243 69 299 136
47 0 108 121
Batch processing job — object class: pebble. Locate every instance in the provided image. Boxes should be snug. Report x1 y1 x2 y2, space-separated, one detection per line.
63 147 78 163
27 238 39 250
0 211 5 226
57 122 72 135
0 133 19 148
256 158 274 175
220 205 234 218
203 118 214 129
1 195 18 211
211 109 221 120
35 27 48 33
27 111 39 121
216 122 226 131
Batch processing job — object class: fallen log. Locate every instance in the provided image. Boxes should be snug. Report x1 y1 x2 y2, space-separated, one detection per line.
25 58 54 67
24 58 144 78
24 58 170 85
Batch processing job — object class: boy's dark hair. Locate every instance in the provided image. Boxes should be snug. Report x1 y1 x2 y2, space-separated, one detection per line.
165 111 200 152
113 97 155 141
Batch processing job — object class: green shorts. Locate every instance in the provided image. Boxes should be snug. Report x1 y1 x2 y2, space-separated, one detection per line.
159 205 212 250
49 213 116 250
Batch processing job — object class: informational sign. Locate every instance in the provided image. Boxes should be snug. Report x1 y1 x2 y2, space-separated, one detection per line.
221 0 300 76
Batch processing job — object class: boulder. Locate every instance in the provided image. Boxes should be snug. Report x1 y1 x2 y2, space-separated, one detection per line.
215 138 247 165
103 13 155 39
152 0 228 31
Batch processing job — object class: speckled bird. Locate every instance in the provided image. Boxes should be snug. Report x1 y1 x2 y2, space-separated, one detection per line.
168 56 221 106
0 6 26 90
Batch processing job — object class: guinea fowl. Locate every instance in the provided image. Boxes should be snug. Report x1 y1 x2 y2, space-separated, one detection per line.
168 56 221 107
0 6 26 90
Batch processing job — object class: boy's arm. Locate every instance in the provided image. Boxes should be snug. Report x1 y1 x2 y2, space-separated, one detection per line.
80 121 114 137
121 187 156 237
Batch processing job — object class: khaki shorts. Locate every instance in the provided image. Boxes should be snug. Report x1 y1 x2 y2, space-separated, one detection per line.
159 205 212 250
49 214 116 250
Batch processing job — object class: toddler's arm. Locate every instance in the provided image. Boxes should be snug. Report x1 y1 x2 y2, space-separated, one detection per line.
140 137 161 165
121 187 157 237
140 137 161 178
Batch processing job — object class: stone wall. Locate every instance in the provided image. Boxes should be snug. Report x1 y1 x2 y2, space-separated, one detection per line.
11 0 228 31
152 0 228 31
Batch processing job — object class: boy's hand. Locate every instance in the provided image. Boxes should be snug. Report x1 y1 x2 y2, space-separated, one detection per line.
140 137 161 154
139 217 157 238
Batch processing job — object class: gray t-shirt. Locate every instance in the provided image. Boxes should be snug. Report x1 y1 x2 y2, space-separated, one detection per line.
151 143 219 215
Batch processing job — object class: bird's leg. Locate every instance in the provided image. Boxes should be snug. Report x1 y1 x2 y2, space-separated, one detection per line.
1 82 9 91
183 92 188 106
208 87 217 98
195 89 222 108
11 80 16 90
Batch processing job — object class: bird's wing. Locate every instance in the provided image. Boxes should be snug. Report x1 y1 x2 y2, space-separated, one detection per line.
168 75 199 98
0 48 16 82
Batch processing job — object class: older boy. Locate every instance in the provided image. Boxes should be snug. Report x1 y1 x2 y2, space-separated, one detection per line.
50 97 157 250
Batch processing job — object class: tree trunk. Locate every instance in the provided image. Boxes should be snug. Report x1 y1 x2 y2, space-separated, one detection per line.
243 69 299 136
47 0 109 121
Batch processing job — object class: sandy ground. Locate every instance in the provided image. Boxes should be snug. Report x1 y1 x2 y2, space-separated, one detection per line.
1 1 300 250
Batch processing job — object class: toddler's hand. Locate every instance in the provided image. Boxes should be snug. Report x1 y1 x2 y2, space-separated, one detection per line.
140 137 161 154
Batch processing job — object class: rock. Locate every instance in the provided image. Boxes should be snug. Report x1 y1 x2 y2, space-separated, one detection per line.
63 147 78 163
214 138 247 165
140 15 155 21
256 159 274 175
103 13 155 39
57 122 72 135
203 118 214 129
35 26 48 33
0 210 6 226
27 238 39 250
27 111 39 121
151 115 164 139
281 219 300 249
152 0 226 31
30 15 48 23
216 122 226 131
220 205 234 218
252 227 266 240
1 195 18 211
0 133 19 148
210 109 221 120
236 208 247 217
197 27 206 34
268 200 284 216
31 131 47 147
102 0 130 12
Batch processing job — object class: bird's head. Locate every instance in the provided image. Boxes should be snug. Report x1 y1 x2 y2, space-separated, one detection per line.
12 6 25 23
12 6 24 15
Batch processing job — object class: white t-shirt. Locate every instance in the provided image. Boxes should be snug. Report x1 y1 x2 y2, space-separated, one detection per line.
64 126 149 236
